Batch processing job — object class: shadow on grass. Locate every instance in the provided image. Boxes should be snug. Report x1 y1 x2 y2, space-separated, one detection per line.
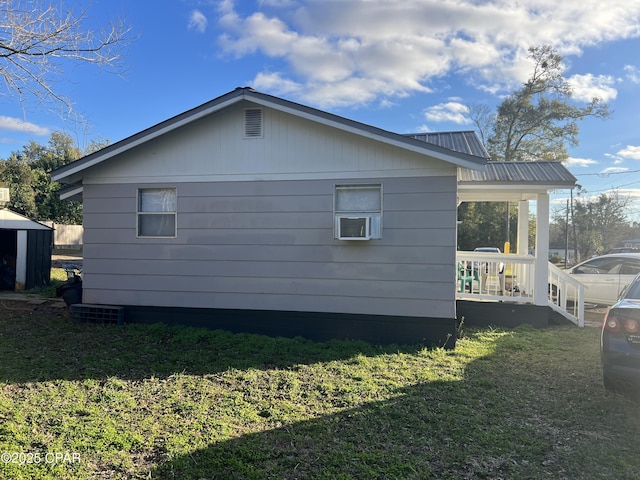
0 302 430 383
2 303 639 480
149 379 538 480
147 331 640 480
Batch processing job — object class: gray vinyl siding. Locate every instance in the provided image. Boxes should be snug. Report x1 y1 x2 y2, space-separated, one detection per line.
82 176 458 319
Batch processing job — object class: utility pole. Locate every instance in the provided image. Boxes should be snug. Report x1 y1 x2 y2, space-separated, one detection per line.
571 188 578 263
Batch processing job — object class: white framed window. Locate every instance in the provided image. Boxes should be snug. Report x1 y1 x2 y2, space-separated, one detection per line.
334 184 382 240
137 188 177 238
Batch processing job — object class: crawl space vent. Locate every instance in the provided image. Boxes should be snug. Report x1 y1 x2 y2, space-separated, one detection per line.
69 304 125 324
244 108 263 138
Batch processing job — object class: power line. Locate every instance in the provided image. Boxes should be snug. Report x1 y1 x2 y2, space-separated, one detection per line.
573 168 640 177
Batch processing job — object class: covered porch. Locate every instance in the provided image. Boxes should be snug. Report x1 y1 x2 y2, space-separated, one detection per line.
455 162 585 327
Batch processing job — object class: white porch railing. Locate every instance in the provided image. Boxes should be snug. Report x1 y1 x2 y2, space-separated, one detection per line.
456 252 585 326
547 262 585 327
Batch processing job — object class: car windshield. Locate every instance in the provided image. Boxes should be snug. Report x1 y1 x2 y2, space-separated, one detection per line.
574 257 623 274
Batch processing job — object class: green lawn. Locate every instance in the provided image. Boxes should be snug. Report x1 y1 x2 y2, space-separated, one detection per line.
0 301 638 479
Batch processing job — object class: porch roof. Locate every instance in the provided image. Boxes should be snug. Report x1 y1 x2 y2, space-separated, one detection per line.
457 161 576 202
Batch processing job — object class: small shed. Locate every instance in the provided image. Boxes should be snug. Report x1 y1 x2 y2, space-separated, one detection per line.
0 208 53 291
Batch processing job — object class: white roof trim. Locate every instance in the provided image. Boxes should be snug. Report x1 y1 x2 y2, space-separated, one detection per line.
59 184 84 200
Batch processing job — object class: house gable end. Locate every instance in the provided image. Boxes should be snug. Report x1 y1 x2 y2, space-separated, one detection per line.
52 88 487 188
81 101 461 185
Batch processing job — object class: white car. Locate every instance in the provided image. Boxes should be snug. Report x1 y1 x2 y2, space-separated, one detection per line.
473 247 504 273
569 253 640 305
474 247 501 254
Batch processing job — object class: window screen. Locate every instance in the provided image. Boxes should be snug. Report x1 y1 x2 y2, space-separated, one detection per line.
334 184 382 239
137 188 177 237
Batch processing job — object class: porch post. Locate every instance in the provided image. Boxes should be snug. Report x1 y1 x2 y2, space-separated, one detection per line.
517 200 529 254
533 193 549 306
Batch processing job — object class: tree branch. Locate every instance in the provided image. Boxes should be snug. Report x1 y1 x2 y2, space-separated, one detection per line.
0 0 133 121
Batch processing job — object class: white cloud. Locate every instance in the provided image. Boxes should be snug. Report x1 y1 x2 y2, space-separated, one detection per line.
625 65 640 84
216 0 640 107
616 188 640 201
604 152 626 165
600 167 628 174
567 74 617 102
424 101 470 124
253 72 303 97
566 157 597 167
415 125 433 133
188 9 208 33
258 0 297 6
0 116 50 135
618 145 640 160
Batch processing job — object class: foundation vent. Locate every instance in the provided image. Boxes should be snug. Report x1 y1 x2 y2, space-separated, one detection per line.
69 304 125 325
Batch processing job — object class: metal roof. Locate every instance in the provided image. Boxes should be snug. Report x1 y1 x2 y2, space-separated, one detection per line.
405 132 490 160
0 209 52 231
458 161 576 187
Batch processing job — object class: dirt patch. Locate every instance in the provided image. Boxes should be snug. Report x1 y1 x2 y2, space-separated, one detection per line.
584 306 607 328
0 298 68 317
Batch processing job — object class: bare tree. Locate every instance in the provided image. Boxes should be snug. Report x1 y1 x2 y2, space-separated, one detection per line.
467 103 494 147
0 0 131 117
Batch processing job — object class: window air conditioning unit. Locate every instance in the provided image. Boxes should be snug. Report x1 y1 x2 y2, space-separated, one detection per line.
337 216 371 240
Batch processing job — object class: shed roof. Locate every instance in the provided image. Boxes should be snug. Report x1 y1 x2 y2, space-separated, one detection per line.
52 87 489 188
0 209 52 231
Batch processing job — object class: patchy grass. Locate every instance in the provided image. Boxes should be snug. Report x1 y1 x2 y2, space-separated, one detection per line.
17 268 68 298
0 301 638 479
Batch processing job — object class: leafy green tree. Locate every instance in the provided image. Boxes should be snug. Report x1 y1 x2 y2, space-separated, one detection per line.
457 202 518 251
459 46 610 249
486 45 610 162
568 192 630 259
0 132 90 223
0 156 38 218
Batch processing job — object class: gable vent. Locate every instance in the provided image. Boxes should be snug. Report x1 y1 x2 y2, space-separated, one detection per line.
244 108 263 138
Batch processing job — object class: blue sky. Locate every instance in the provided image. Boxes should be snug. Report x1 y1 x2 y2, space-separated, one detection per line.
2 0 640 217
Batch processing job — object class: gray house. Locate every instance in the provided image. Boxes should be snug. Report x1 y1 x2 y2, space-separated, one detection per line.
52 87 490 347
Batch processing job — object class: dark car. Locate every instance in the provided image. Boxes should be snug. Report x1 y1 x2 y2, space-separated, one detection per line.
601 274 640 400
